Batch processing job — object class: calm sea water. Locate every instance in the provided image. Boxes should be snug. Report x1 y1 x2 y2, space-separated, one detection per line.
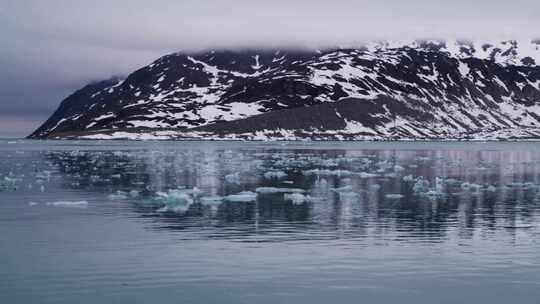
1 139 540 303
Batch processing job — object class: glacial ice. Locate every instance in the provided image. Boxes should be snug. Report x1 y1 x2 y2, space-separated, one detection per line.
200 196 224 206
486 185 497 192
385 194 404 199
142 188 205 213
224 191 258 202
413 177 430 193
402 175 414 182
263 171 287 179
303 169 352 177
358 172 377 179
46 201 88 207
255 187 306 193
108 190 129 200
331 185 354 193
283 193 320 204
225 172 241 184
152 190 194 213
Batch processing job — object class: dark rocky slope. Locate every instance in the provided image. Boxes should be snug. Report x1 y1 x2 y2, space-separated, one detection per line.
29 39 540 140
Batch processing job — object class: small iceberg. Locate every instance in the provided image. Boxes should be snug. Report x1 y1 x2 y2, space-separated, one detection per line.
402 175 414 182
413 177 430 193
358 172 377 179
154 191 193 213
224 173 241 184
46 201 88 207
144 188 200 213
331 185 354 193
303 169 352 177
200 196 224 206
225 191 258 202
486 185 497 192
108 190 129 200
283 193 320 204
255 187 306 194
263 171 287 179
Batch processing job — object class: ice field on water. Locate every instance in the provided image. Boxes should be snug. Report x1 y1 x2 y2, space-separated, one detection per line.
1 139 540 303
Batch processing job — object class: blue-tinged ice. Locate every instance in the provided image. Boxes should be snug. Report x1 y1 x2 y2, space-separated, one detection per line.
225 173 241 184
263 171 287 179
225 191 258 202
255 187 306 193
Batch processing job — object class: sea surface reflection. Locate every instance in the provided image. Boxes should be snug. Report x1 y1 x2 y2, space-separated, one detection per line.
1 140 540 303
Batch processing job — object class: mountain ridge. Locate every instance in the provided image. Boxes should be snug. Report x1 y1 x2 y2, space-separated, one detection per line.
29 39 540 140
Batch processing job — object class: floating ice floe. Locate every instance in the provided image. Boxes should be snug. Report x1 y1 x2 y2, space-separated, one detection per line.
153 190 194 213
393 165 405 172
369 184 381 191
413 177 430 193
108 190 129 200
486 185 497 192
200 196 224 206
224 172 241 184
303 169 352 177
255 187 306 194
385 194 404 199
411 177 446 199
142 188 203 213
263 171 287 179
402 175 414 182
224 191 258 202
331 185 354 193
283 193 320 204
46 201 88 207
358 172 377 179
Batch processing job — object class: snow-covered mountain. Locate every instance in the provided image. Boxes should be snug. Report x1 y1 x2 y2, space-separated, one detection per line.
29 39 540 140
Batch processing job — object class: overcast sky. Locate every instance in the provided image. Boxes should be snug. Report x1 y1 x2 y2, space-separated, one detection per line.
1 0 539 137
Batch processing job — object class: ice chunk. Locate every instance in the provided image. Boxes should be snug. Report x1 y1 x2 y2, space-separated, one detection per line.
200 196 224 206
486 185 497 192
129 190 140 198
225 173 241 184
28 202 39 206
153 190 194 213
263 171 287 179
422 190 444 199
283 193 320 204
255 187 306 193
331 185 354 193
369 184 381 191
337 191 359 200
225 191 258 202
358 172 377 179
46 201 88 207
303 169 352 176
402 175 414 182
413 177 430 193
435 177 444 193
385 194 404 199
108 190 129 200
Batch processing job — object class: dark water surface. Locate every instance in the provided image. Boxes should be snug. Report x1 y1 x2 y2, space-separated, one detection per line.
1 140 540 303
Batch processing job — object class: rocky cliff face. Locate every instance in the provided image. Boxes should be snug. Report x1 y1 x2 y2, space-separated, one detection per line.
29 39 540 140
